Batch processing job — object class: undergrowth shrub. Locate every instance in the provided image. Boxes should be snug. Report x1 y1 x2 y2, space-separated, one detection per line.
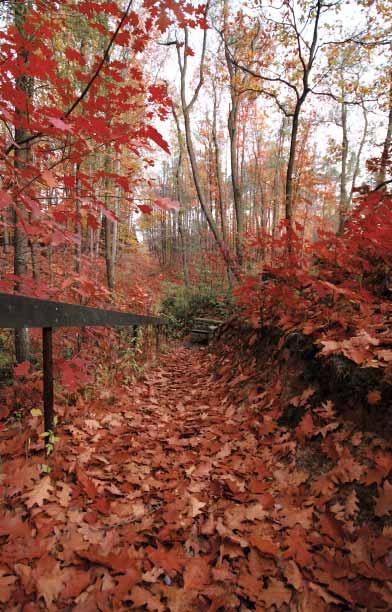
236 191 392 383
161 283 234 337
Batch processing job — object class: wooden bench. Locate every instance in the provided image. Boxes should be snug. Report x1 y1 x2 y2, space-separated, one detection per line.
191 318 222 344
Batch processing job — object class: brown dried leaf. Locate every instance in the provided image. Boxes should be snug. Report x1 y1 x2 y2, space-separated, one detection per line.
261 577 292 608
375 480 392 517
23 476 54 508
0 572 17 604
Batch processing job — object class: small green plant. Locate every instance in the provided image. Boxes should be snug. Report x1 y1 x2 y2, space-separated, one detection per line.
40 429 59 455
161 283 234 337
11 409 23 422
33 409 59 455
40 463 52 474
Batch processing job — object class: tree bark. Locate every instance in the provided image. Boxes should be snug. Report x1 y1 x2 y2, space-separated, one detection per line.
224 42 244 266
103 155 115 291
177 18 239 280
272 118 286 244
376 69 392 189
212 84 227 243
75 163 82 274
338 97 349 235
13 0 32 363
172 106 189 285
350 101 368 204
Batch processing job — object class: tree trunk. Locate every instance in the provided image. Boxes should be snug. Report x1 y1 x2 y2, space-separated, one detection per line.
212 87 227 242
376 69 392 189
285 101 303 233
272 118 286 244
103 155 115 291
338 99 349 235
172 107 189 285
13 0 32 363
224 34 244 267
177 23 238 281
75 163 82 274
350 101 368 204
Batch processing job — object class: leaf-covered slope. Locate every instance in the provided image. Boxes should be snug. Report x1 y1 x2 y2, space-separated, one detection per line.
0 344 391 610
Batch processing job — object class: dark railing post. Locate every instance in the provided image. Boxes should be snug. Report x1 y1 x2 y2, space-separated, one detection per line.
42 327 54 432
155 325 161 352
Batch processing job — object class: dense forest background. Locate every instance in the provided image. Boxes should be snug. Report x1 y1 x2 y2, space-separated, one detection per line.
0 0 390 382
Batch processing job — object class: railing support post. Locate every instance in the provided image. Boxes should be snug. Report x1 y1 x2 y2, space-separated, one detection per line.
155 325 161 352
42 327 54 432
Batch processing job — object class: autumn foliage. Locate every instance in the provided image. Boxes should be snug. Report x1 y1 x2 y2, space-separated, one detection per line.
237 190 392 375
0 0 392 609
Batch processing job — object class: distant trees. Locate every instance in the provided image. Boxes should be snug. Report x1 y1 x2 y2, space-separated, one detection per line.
0 0 207 361
2 0 391 342
148 0 390 273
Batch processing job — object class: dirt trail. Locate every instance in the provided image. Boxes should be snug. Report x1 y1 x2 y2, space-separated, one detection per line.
0 345 391 610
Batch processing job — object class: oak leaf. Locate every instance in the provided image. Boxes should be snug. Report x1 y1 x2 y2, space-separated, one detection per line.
245 502 268 521
23 476 54 508
14 564 33 595
0 514 31 538
249 535 279 557
76 465 98 499
309 582 342 605
283 525 313 566
238 572 262 600
212 564 235 582
345 489 360 518
0 572 17 604
56 481 73 507
183 556 211 590
261 577 292 608
35 558 66 608
147 544 187 575
189 496 206 517
374 480 392 517
128 585 164 611
296 413 315 439
283 560 303 591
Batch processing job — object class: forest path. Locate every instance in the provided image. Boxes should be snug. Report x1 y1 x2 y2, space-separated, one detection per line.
1 344 391 609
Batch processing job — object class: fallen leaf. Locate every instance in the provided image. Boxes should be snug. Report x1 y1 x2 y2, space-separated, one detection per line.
375 480 392 517
57 481 73 507
0 572 17 604
189 496 206 517
183 556 211 590
261 577 292 608
249 535 279 556
128 585 164 611
23 476 54 508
